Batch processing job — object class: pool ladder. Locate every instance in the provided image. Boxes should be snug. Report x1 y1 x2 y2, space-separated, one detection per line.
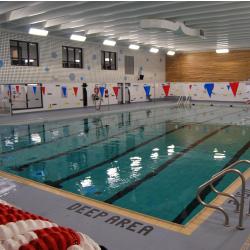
197 160 250 230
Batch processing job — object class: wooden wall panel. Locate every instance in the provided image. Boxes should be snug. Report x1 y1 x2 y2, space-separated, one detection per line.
165 50 250 82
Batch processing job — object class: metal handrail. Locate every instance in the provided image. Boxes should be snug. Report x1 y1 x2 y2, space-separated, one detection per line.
196 160 250 229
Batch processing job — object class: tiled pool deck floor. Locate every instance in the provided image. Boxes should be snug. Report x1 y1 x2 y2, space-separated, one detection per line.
1 100 250 250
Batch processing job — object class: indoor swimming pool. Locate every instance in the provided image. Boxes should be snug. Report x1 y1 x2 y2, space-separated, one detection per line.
1 105 250 226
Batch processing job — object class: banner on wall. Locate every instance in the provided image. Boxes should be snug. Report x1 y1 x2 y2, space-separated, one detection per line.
33 86 37 95
204 83 214 98
16 86 19 94
143 86 151 99
113 87 119 98
73 87 78 97
99 87 105 98
162 85 170 98
229 82 239 97
41 87 45 96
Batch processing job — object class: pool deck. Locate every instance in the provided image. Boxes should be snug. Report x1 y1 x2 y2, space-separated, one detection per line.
1 100 250 250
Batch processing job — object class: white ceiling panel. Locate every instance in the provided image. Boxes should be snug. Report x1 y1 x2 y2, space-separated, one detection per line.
0 1 249 54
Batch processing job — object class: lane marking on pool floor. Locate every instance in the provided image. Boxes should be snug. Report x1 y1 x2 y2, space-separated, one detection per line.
48 108 242 188
44 107 229 187
6 107 224 174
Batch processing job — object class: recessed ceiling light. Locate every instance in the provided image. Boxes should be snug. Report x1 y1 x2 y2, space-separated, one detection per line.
29 28 48 36
70 34 86 41
216 49 229 53
167 51 175 55
150 48 159 53
103 40 116 46
129 44 140 50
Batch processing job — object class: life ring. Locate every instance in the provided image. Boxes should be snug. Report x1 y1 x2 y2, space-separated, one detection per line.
94 87 99 94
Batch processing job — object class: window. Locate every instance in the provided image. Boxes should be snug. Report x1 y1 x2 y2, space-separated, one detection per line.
125 56 134 74
62 46 82 68
101 51 116 70
10 40 38 66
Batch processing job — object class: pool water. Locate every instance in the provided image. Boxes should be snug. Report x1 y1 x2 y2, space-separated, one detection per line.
1 105 250 225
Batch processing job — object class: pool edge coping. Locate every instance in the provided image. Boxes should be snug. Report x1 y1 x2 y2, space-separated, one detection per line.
1 167 249 236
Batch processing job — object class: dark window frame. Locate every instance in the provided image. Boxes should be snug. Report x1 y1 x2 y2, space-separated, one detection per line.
62 46 83 68
10 40 39 66
101 51 116 70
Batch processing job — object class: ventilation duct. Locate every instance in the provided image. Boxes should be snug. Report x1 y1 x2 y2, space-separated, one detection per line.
140 19 205 38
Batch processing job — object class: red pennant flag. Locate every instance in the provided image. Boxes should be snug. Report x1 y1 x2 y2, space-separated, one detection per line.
162 85 170 98
16 86 19 94
113 87 119 98
189 85 192 90
41 87 45 96
73 87 78 97
229 82 239 97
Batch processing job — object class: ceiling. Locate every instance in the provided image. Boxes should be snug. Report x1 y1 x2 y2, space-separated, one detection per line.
0 1 250 54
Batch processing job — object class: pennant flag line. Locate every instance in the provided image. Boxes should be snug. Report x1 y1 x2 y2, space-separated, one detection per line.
189 85 192 90
113 87 119 98
162 85 170 98
73 87 78 97
33 86 37 95
15 86 19 94
227 85 230 90
99 87 105 98
144 86 151 99
229 82 239 97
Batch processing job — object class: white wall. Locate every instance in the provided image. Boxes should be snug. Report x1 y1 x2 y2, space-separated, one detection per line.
0 31 165 84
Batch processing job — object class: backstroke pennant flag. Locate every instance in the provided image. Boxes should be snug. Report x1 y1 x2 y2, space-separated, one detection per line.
73 87 78 97
15 86 19 94
99 87 105 98
62 87 67 97
41 87 45 96
162 85 170 98
189 85 192 90
144 86 151 98
113 87 119 98
229 82 239 97
204 83 214 98
227 85 230 90
8 85 11 94
33 86 37 95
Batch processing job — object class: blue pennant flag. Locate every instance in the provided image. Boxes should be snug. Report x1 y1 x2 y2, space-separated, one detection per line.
33 86 37 95
99 87 105 98
8 85 11 93
144 86 151 98
62 87 67 97
227 85 230 90
204 83 214 98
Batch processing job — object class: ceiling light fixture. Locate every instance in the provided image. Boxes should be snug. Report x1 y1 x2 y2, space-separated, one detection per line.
29 28 48 36
103 40 116 46
150 48 159 53
129 44 140 50
216 49 229 53
167 51 175 55
70 34 86 41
